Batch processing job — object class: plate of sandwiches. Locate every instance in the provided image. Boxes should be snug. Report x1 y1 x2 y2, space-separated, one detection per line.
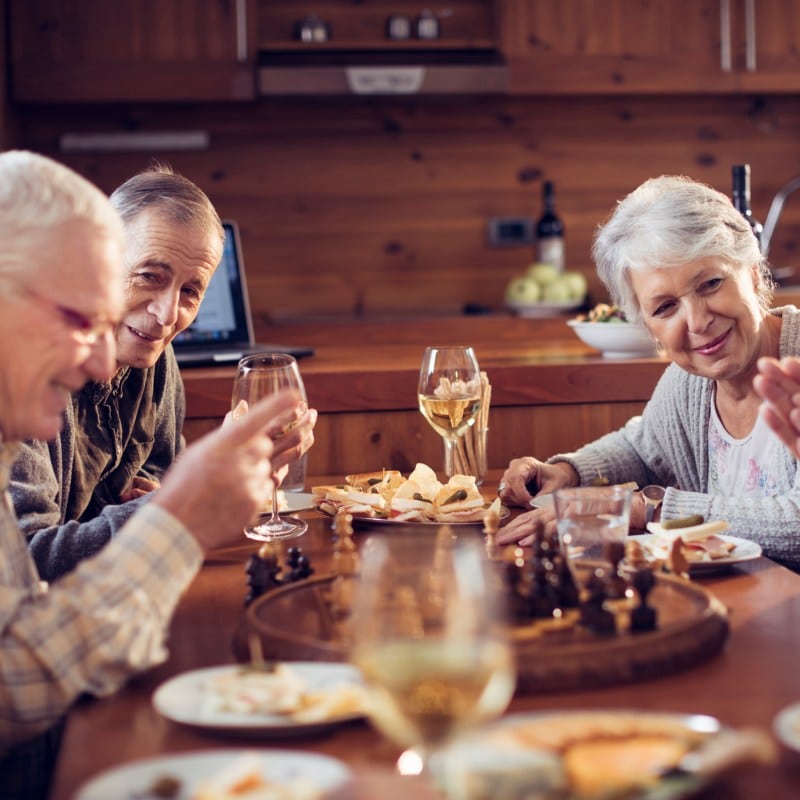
630 518 762 576
436 709 776 800
312 462 507 526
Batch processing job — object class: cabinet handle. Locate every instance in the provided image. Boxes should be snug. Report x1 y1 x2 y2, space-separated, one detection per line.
744 0 757 71
235 0 248 62
719 0 732 72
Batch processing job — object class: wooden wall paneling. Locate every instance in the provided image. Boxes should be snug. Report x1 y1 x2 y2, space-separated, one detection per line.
14 95 800 321
182 400 647 478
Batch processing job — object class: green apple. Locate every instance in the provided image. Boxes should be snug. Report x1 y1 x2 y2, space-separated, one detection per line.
561 271 588 300
505 275 542 304
541 278 572 302
526 262 560 286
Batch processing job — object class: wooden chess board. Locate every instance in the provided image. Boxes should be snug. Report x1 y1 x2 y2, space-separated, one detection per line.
235 572 729 693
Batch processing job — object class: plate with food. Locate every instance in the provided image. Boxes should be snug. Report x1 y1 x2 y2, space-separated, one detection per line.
312 462 507 526
437 710 775 800
153 662 366 738
631 518 762 575
76 749 351 800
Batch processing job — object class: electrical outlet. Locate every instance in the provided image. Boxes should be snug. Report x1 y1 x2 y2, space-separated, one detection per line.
487 217 533 247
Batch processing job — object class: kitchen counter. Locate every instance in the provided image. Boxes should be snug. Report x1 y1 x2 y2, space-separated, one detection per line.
181 315 668 476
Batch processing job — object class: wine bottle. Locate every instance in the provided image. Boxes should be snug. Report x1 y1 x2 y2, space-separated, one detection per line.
536 181 565 271
732 164 763 248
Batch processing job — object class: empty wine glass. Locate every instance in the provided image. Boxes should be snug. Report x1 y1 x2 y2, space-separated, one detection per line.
231 353 308 541
349 528 515 788
418 346 482 479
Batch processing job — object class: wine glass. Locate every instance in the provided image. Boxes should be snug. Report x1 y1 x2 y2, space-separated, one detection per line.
349 528 515 787
418 346 482 479
231 353 308 541
553 485 633 600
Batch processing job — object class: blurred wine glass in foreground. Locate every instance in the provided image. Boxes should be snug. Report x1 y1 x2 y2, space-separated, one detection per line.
231 353 308 541
348 528 515 788
418 346 482 479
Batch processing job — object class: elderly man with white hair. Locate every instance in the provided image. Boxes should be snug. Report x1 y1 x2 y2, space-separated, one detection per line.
0 151 310 798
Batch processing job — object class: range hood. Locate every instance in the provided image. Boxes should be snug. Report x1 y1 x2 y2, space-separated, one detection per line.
257 49 507 96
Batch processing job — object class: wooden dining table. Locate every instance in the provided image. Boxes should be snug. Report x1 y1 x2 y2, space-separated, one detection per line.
49 488 800 799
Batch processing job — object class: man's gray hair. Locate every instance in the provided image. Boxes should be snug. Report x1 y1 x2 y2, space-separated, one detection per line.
110 161 224 245
0 150 124 278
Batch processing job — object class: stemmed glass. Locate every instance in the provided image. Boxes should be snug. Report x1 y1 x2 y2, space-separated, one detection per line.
418 346 482 479
348 528 515 789
231 353 308 542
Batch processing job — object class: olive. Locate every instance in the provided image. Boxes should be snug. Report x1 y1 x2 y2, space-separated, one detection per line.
661 514 705 529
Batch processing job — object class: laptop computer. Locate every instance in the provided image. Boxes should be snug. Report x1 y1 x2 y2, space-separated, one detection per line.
172 220 314 367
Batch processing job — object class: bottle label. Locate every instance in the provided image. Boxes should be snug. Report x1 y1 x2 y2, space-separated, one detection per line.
538 238 565 272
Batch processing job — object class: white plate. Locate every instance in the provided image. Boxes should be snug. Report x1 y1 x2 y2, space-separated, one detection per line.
76 749 351 800
153 662 365 738
282 492 315 513
628 533 762 575
348 504 510 529
439 710 724 800
507 299 583 318
774 700 800 753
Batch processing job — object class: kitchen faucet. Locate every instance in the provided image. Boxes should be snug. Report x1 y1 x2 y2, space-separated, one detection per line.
761 175 800 259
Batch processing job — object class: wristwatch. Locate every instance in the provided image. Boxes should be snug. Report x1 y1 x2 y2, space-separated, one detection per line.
641 485 666 526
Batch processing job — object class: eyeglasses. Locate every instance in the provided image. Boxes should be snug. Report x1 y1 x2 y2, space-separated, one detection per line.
6 278 119 345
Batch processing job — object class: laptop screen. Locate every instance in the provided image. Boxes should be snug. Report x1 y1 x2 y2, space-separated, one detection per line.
172 221 253 348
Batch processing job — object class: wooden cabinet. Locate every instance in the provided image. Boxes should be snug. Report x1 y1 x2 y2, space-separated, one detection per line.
8 0 257 102
498 0 800 94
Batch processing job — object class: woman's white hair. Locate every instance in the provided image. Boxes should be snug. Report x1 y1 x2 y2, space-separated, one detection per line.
592 174 772 323
0 150 124 279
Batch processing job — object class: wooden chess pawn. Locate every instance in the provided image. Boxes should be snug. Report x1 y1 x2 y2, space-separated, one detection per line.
286 546 314 582
483 507 500 560
629 568 658 632
602 541 628 599
579 571 616 635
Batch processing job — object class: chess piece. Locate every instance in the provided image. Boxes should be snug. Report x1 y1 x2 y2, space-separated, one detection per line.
330 511 360 621
244 541 284 605
285 546 314 582
603 541 628 600
579 570 616 634
483 507 500 560
629 568 658 632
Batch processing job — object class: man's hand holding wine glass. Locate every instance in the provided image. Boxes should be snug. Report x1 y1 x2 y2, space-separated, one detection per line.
154 391 307 553
228 398 317 485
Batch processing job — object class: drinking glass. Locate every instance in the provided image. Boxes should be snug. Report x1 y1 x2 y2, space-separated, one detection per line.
418 346 482 480
348 528 515 786
553 485 632 596
231 353 308 541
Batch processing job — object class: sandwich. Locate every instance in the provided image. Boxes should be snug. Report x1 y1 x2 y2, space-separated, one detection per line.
645 518 734 562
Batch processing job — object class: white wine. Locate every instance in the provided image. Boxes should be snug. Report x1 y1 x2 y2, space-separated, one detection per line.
418 394 481 438
353 639 515 750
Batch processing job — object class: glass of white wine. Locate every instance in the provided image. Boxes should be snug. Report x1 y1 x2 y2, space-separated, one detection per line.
349 528 516 788
231 353 308 541
418 346 482 479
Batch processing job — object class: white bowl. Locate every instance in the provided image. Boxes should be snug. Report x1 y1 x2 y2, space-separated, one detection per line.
567 319 658 359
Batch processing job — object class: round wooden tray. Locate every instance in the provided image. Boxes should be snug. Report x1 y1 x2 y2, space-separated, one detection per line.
235 572 729 694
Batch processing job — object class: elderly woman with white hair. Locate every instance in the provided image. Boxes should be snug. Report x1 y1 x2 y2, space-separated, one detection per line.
498 174 800 571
